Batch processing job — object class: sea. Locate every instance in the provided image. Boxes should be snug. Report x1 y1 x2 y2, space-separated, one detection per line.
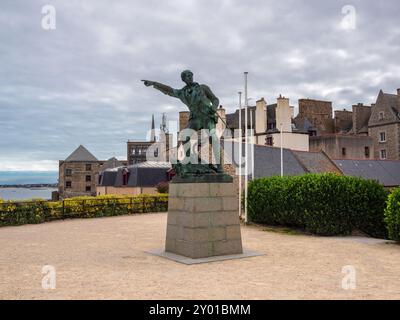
0 171 58 201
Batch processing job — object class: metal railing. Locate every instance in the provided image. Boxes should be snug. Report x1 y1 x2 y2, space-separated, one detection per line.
0 195 168 227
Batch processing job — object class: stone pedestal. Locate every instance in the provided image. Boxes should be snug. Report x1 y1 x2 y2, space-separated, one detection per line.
165 181 243 259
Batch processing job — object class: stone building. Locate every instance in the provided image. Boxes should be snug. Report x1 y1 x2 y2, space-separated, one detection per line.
127 114 172 164
334 109 353 134
296 99 334 134
310 88 400 160
127 114 156 165
309 134 373 160
351 103 372 136
368 89 400 160
225 96 309 151
127 140 154 165
304 100 374 159
58 145 126 199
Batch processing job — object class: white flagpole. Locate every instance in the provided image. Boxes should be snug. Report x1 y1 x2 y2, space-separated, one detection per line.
280 123 283 177
238 91 242 219
250 105 254 180
244 72 248 224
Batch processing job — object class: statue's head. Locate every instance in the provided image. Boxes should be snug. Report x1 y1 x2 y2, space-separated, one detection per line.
181 70 194 85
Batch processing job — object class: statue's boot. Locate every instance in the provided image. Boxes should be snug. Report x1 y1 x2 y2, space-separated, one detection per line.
215 164 224 173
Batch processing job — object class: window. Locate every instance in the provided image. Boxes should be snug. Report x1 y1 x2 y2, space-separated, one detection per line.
379 132 386 143
266 137 273 146
85 164 92 171
380 149 387 159
66 181 72 188
365 147 370 158
65 169 72 176
122 170 130 185
85 175 91 182
86 186 91 192
342 148 346 156
379 111 385 120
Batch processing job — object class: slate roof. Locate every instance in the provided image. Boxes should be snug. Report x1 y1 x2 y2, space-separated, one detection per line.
253 144 306 178
333 159 400 187
135 161 171 168
357 124 369 134
292 117 316 134
100 168 119 186
99 161 171 187
384 93 399 109
65 145 98 162
240 144 400 187
292 150 342 174
100 157 123 171
381 92 400 121
226 143 343 179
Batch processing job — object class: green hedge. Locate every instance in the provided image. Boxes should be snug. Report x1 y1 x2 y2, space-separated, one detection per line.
247 174 388 237
0 194 168 227
384 188 400 241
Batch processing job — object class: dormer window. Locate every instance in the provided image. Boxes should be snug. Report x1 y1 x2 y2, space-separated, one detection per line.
122 170 130 185
379 111 385 120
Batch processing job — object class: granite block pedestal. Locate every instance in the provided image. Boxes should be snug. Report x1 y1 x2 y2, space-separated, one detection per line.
165 181 243 259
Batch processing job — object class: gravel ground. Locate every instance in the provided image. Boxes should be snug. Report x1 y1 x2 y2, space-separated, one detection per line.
0 213 399 300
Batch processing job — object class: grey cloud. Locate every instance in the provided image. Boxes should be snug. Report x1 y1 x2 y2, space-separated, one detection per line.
0 0 399 169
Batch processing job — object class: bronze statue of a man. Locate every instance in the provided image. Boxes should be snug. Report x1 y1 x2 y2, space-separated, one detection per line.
142 70 225 178
142 70 219 131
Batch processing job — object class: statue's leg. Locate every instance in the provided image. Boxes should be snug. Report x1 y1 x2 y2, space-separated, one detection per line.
210 125 223 173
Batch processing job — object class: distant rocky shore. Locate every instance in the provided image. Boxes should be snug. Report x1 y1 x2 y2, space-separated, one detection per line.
0 184 57 188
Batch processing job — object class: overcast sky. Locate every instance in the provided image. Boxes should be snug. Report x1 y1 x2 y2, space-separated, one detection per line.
1 0 399 171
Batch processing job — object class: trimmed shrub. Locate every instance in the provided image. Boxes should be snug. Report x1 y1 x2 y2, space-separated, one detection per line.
350 179 389 239
384 188 400 241
0 194 168 227
156 181 169 194
248 174 388 237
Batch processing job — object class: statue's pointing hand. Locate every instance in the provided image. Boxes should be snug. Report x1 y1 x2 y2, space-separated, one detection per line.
141 80 155 87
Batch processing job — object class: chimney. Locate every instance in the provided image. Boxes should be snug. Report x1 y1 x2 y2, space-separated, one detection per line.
352 103 371 135
397 88 400 96
255 98 267 134
276 95 292 132
290 106 295 119
216 106 226 132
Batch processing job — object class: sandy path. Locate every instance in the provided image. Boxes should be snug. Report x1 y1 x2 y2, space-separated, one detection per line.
0 213 399 300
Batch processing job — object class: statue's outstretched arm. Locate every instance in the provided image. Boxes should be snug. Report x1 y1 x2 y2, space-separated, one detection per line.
203 85 219 110
142 80 177 97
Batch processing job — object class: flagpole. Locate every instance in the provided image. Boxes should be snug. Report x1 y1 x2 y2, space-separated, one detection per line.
280 123 283 177
244 72 248 224
238 91 242 219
